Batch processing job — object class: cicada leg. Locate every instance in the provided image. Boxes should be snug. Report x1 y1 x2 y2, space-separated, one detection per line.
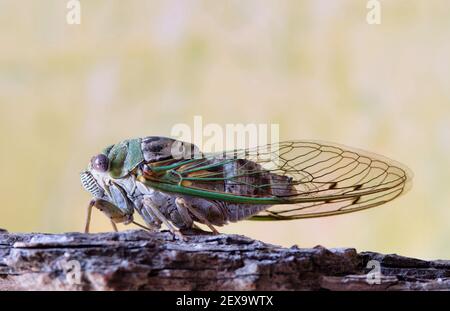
131 220 154 231
110 220 118 232
174 198 194 228
84 199 96 233
111 219 153 232
84 198 133 233
175 197 220 235
85 199 118 233
142 196 186 241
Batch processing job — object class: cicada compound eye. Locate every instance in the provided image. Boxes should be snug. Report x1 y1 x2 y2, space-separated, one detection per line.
91 154 109 172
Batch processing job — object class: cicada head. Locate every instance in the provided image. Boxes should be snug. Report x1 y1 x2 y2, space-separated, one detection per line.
81 152 135 221
80 154 111 198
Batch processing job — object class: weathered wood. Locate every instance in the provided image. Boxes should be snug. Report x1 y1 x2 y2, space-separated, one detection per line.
0 229 449 290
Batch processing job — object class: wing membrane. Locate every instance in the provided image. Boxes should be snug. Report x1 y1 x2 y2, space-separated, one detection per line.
142 141 412 219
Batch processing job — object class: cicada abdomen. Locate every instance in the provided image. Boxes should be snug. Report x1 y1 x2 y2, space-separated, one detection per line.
222 159 297 197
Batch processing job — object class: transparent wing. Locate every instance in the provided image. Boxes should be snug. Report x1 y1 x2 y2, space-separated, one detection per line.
143 140 412 219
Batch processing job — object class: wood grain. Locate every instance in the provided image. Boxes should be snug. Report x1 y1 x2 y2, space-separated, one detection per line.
0 229 448 290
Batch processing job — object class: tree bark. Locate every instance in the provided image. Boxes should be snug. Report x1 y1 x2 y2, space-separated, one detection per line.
0 229 449 290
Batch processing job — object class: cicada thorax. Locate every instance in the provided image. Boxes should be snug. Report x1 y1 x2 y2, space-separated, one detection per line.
141 136 201 162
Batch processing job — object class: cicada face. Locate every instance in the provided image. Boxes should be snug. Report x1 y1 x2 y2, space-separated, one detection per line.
80 154 109 199
80 154 134 224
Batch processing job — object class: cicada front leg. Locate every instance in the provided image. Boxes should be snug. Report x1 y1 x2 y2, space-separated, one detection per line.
84 198 134 233
84 199 96 233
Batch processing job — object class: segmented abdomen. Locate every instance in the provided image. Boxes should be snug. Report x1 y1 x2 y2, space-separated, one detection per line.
215 201 269 223
222 159 297 197
187 158 296 223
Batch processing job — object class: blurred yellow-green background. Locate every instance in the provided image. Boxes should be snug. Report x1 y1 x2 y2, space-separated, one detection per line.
1 1 449 259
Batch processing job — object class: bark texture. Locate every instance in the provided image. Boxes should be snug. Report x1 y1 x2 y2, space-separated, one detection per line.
0 229 449 290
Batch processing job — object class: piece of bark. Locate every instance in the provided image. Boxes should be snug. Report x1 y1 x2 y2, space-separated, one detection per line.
0 229 449 290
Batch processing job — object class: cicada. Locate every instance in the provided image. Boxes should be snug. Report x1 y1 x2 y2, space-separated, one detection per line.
80 136 412 238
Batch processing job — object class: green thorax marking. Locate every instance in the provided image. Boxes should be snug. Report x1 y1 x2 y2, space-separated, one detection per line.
103 138 144 178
